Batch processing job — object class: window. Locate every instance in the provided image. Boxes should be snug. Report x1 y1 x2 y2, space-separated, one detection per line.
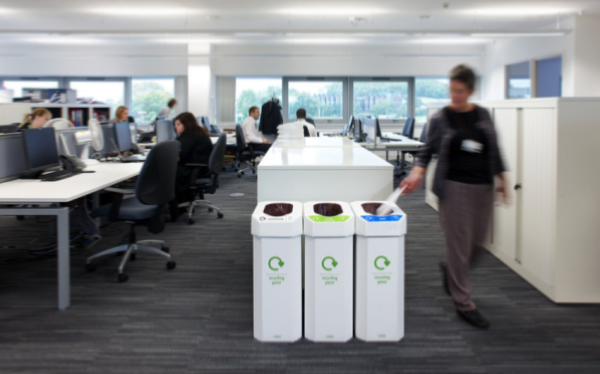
353 81 409 120
415 78 450 123
2 80 59 98
287 81 343 120
537 57 562 98
69 81 125 116
235 78 282 124
507 61 531 99
131 78 175 122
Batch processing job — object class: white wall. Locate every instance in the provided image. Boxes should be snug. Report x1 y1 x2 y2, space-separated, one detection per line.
483 15 600 100
0 44 188 77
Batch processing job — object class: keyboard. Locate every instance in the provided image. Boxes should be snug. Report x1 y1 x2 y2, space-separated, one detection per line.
40 169 82 181
121 155 146 163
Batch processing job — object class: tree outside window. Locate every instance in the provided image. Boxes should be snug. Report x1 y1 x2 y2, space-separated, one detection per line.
415 78 450 123
235 78 282 123
131 79 175 123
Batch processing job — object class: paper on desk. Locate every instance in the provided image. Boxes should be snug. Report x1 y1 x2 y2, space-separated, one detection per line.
375 186 406 216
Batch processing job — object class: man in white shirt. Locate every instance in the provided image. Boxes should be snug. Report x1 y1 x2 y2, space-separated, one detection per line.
157 98 177 120
241 106 271 153
295 108 317 137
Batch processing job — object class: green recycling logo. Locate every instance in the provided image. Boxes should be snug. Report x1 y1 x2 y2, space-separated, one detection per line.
268 256 285 271
374 256 391 270
322 256 338 271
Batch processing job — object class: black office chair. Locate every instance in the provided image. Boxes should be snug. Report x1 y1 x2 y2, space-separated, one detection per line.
303 126 311 137
182 133 227 225
402 117 415 139
235 124 265 178
305 118 315 126
86 141 180 283
395 123 427 179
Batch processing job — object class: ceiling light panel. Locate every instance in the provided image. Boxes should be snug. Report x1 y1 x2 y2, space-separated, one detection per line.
89 8 195 16
471 8 573 16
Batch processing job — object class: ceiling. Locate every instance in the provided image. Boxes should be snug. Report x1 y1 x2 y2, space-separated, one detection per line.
0 0 597 46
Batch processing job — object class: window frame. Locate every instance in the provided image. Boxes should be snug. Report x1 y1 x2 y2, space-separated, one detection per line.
0 77 62 97
283 77 349 125
349 77 415 129
65 77 130 109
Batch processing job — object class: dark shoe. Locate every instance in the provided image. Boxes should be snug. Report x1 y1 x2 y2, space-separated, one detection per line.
439 261 451 296
456 309 490 329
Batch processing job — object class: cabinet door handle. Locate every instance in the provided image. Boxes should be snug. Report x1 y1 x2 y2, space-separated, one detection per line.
514 184 522 191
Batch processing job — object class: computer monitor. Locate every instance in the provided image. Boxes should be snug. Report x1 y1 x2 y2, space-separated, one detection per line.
342 116 354 137
156 120 177 143
375 118 383 139
402 117 415 139
353 118 363 140
58 132 78 156
21 127 60 173
362 117 377 143
114 122 133 153
97 124 119 157
0 124 20 135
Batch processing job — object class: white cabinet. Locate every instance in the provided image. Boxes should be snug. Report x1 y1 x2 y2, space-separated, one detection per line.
426 98 600 303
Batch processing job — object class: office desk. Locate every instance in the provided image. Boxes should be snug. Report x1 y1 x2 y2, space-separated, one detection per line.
273 137 360 148
257 147 393 203
0 162 143 310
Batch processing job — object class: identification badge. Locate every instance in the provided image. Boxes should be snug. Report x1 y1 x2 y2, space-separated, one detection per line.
461 140 483 153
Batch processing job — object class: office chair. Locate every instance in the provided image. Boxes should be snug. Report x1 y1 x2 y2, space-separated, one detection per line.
395 123 428 179
303 126 310 137
402 117 415 139
181 133 227 225
235 124 265 178
86 141 180 283
305 118 315 126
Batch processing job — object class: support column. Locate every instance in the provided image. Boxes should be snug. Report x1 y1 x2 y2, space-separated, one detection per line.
188 43 213 120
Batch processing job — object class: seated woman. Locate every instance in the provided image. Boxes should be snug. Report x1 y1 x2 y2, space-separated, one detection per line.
170 112 214 220
18 108 52 130
108 106 135 124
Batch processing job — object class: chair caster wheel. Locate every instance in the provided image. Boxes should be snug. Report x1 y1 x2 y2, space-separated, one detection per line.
252 170 256 175
130 253 136 261
241 172 245 175
237 174 242 178
86 263 97 272
218 213 224 219
161 246 170 253
118 273 129 283
234 168 238 172
167 261 176 270
208 208 213 212
188 218 195 225
16 215 25 221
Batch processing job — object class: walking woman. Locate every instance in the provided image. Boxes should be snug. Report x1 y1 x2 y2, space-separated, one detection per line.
401 64 509 329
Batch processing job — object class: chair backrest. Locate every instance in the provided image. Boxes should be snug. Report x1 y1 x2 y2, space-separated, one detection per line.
209 134 227 175
402 117 415 138
135 140 180 206
305 118 315 126
303 126 310 137
419 123 428 142
235 124 247 152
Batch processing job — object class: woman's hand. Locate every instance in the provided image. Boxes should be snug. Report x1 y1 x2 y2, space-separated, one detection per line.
495 173 510 206
400 166 426 194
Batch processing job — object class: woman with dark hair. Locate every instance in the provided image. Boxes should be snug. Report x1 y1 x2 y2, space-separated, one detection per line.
401 64 509 329
174 112 213 192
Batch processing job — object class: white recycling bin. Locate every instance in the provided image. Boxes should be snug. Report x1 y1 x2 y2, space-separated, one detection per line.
351 201 406 342
303 201 355 343
252 201 303 343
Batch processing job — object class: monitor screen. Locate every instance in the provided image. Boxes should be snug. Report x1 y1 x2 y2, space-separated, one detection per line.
0 124 19 135
354 118 363 140
114 122 133 152
58 132 78 156
156 120 176 143
375 118 382 139
22 128 60 172
362 117 377 143
343 116 354 137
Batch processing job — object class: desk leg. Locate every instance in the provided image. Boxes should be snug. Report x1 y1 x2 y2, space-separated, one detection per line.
56 208 70 310
92 192 101 226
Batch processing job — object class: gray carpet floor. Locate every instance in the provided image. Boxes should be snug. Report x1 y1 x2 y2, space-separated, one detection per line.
1 172 599 374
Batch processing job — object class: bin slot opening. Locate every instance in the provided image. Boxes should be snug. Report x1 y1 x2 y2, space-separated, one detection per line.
313 203 344 217
362 203 392 216
263 203 294 217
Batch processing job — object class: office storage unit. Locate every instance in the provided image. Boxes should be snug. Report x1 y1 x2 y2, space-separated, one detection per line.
0 103 110 126
304 201 355 343
252 202 303 343
426 98 600 303
351 201 406 343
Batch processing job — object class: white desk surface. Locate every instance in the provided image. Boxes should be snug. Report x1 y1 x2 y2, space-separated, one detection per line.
0 163 143 204
274 137 359 148
258 146 392 171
